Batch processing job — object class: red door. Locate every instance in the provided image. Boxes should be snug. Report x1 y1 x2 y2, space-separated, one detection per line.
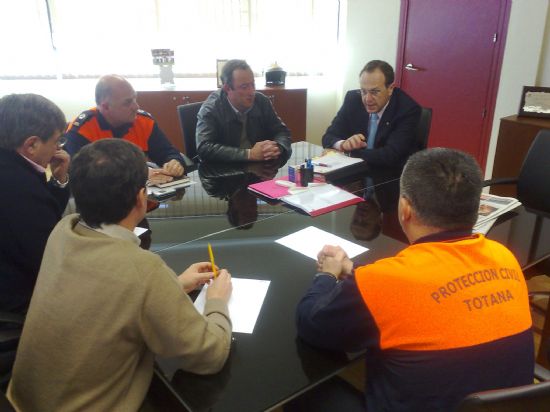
396 0 510 170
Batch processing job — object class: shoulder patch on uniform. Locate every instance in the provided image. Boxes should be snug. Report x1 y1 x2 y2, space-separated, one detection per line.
137 109 153 119
69 109 96 129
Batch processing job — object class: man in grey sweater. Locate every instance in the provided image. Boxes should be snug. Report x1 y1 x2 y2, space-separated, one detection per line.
8 139 233 411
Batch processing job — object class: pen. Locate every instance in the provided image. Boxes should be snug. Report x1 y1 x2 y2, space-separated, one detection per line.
208 243 218 278
311 162 330 167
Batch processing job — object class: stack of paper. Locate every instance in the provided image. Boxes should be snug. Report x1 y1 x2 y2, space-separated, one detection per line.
312 151 364 175
281 183 363 216
148 176 191 188
473 193 521 234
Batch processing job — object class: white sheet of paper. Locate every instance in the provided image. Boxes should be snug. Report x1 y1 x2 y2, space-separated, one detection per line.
133 227 149 237
194 277 270 334
276 226 368 260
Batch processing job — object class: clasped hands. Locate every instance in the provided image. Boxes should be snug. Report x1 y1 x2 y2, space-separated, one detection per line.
340 134 367 152
249 140 281 161
317 245 354 280
177 262 232 302
148 159 185 185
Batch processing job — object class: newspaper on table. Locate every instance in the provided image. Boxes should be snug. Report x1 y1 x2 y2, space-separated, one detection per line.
473 193 521 234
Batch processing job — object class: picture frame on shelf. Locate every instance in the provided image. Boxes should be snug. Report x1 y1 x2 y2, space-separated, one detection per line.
518 86 550 119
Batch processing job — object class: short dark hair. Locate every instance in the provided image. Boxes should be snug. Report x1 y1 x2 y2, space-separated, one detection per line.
0 93 66 150
221 59 252 89
70 139 148 227
360 60 395 87
400 148 482 230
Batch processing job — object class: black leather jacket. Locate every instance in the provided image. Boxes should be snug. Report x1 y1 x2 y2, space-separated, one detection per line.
196 89 292 162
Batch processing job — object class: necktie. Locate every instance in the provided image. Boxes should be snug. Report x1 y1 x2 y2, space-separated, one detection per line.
367 113 379 149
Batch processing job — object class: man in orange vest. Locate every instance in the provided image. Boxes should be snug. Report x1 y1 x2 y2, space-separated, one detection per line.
292 148 533 412
65 75 185 185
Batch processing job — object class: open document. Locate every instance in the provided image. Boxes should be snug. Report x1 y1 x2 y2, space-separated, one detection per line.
194 278 270 334
276 226 368 260
473 193 521 234
312 151 364 175
281 184 363 216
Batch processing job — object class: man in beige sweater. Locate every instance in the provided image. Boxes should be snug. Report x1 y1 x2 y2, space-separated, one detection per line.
8 139 233 411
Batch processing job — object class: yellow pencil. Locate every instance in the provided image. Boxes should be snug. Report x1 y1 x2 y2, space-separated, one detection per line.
208 243 218 278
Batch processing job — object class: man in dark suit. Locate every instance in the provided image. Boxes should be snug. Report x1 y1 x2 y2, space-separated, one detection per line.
0 94 70 314
322 60 421 169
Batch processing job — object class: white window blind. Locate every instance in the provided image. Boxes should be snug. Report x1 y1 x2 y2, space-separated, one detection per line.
0 0 339 78
0 0 57 77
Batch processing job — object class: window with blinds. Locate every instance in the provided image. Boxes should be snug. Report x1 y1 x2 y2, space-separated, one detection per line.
1 0 339 78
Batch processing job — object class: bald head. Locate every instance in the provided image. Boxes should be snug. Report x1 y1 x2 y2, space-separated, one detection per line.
95 75 130 106
95 75 139 127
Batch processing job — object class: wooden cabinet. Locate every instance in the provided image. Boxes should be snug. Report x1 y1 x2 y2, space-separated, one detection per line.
137 87 307 154
491 115 550 197
260 87 307 142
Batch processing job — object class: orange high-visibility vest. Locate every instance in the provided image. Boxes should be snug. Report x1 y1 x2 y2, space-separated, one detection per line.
355 234 532 351
66 108 154 152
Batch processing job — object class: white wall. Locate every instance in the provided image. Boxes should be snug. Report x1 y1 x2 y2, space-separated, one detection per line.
338 0 401 96
537 4 550 85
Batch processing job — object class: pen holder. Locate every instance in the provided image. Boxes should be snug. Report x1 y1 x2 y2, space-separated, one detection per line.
300 167 314 187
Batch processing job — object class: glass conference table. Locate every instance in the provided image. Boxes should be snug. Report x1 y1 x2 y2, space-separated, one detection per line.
141 142 550 412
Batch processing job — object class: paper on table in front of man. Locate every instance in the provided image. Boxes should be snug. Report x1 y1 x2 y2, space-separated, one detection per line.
194 278 270 334
312 151 364 174
275 226 368 260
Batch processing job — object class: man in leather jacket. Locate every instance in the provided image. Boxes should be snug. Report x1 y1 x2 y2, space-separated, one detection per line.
196 59 292 162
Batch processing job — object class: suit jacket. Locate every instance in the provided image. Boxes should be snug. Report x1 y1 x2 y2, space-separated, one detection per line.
322 87 421 169
0 149 69 313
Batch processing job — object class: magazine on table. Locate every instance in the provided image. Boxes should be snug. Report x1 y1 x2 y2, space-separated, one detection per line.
473 193 521 234
148 176 191 188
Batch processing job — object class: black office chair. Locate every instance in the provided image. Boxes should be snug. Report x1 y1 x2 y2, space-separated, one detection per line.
0 311 24 391
484 129 550 371
415 107 432 150
483 129 550 262
484 129 550 217
177 101 204 162
455 364 550 412
0 391 14 412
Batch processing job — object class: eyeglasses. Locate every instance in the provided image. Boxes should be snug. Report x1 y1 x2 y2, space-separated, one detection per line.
360 88 382 97
57 136 67 149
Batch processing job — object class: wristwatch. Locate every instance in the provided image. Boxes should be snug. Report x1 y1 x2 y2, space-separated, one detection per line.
51 175 69 188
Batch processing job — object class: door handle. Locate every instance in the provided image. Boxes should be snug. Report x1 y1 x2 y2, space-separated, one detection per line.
405 63 420 71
